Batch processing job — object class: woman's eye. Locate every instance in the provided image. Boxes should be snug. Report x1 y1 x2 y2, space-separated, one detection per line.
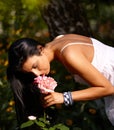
32 65 37 69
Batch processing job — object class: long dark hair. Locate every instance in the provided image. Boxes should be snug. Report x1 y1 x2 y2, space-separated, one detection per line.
7 38 44 126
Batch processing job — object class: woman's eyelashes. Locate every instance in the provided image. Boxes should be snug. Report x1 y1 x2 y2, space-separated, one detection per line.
32 64 38 69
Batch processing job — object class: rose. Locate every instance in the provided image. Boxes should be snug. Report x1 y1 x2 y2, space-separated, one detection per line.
34 75 57 94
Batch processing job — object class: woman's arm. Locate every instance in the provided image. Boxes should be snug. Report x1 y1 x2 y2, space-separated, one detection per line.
44 45 114 107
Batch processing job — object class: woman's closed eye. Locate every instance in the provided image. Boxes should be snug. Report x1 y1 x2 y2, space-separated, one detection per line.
32 64 38 69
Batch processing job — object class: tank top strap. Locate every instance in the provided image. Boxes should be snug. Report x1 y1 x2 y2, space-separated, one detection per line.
60 42 93 53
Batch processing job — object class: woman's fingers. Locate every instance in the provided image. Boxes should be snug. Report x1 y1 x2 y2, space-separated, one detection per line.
43 92 64 107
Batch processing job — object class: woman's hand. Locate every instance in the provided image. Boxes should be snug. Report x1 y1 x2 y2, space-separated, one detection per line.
43 92 64 107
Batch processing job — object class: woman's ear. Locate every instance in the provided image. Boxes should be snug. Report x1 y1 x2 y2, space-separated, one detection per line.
37 45 43 54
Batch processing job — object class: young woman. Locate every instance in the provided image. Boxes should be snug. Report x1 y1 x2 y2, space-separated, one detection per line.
7 34 114 127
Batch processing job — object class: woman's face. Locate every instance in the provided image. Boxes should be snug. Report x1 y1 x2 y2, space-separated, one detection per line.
22 54 50 76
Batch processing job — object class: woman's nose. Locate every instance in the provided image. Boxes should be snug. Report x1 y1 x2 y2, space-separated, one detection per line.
32 70 42 76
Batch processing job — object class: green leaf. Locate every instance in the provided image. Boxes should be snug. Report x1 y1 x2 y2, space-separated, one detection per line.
43 128 49 130
53 124 69 130
49 127 55 130
34 120 46 127
38 117 50 125
58 125 69 130
20 120 34 128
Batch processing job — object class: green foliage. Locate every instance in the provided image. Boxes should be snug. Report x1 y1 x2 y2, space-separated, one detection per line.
21 0 49 10
21 120 34 128
0 0 114 130
0 80 17 130
20 115 69 130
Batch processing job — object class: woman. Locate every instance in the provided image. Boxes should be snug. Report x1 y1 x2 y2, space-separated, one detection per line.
7 34 114 126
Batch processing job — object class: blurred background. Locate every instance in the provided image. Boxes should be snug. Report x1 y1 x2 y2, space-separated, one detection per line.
0 0 114 130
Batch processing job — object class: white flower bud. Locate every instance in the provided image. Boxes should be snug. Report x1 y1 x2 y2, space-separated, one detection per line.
28 116 36 120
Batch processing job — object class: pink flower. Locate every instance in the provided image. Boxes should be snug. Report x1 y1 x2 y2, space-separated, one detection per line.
34 75 57 94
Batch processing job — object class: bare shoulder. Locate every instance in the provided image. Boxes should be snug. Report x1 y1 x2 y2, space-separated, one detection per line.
61 46 85 73
61 45 81 58
61 42 88 62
